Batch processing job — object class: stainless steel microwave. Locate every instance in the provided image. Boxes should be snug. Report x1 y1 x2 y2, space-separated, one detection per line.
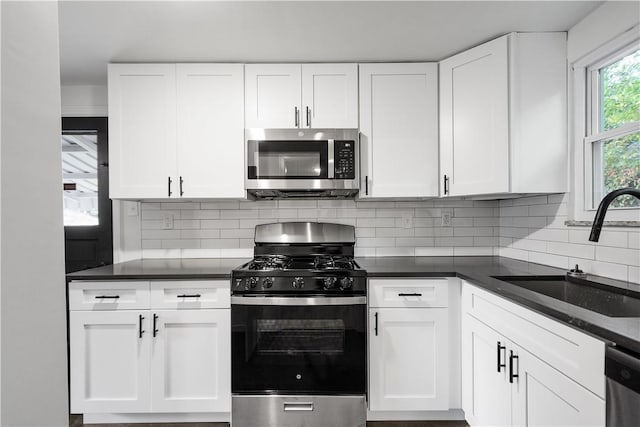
245 128 359 198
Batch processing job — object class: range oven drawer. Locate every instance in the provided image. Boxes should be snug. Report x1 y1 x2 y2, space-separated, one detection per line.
232 395 365 427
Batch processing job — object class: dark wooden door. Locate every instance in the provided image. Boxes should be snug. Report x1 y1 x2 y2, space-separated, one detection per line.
62 117 112 273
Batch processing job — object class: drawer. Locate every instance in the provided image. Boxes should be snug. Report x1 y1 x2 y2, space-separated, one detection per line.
150 280 230 309
369 278 449 308
462 281 605 398
69 281 150 310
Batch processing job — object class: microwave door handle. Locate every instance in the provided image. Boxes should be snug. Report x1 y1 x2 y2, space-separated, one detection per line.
328 139 334 179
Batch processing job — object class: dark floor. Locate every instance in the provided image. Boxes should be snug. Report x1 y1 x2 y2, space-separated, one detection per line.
70 414 468 427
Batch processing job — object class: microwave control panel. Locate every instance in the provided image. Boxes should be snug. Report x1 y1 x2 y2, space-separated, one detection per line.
334 140 356 179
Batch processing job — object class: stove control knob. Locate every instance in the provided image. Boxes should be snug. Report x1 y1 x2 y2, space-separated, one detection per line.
263 277 274 289
323 277 337 289
248 277 258 289
234 279 243 288
339 277 353 290
292 277 305 289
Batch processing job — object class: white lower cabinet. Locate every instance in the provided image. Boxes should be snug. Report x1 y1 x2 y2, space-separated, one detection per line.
69 280 230 417
461 282 605 427
368 278 453 414
369 307 449 411
70 311 151 413
151 310 230 412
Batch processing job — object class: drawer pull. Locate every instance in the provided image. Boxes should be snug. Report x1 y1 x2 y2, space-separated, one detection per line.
95 295 120 299
398 293 422 297
138 314 145 339
497 341 506 372
153 314 159 337
509 350 519 383
284 402 313 412
177 294 201 298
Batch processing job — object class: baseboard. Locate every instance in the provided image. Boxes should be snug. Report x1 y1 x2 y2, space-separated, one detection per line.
81 412 230 424
366 408 465 421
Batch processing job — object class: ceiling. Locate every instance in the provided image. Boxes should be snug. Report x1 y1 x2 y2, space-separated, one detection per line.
59 0 603 86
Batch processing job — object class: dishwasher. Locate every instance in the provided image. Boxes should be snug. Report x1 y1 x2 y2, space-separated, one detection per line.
606 345 640 427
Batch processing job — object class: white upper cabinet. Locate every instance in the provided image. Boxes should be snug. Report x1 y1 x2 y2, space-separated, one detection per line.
440 32 568 197
245 64 302 128
245 63 358 129
109 63 245 199
359 63 439 198
176 64 244 198
301 64 358 128
109 64 177 199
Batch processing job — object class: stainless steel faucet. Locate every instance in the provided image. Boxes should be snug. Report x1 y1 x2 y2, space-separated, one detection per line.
589 187 640 242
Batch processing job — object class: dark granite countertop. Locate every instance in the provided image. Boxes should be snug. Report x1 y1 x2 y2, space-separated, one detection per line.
66 258 251 280
67 255 640 353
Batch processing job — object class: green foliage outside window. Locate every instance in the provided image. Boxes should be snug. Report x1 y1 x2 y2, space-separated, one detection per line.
599 49 640 208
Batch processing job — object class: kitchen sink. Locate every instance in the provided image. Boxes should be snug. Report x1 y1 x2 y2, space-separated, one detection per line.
492 275 640 318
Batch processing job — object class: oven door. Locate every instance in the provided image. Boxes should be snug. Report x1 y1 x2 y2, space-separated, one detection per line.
231 296 366 395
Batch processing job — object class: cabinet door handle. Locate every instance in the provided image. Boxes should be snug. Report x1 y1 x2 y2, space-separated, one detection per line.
153 314 159 337
168 176 173 197
306 106 311 127
509 350 519 383
365 176 369 195
177 294 201 298
179 176 184 196
444 174 450 195
374 312 379 336
138 314 145 339
497 341 506 372
95 295 120 299
294 106 299 127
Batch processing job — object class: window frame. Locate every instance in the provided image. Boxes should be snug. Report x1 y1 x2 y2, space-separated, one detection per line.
572 26 640 222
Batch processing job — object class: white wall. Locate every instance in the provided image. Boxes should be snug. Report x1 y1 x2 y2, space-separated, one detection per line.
1 2 68 425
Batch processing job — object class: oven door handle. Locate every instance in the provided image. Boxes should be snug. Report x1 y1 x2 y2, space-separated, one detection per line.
231 296 366 306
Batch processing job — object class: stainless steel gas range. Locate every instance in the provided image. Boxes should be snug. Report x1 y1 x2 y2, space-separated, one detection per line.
231 222 367 427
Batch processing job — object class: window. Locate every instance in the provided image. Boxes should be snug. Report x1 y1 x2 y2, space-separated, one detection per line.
574 28 640 222
587 47 640 209
61 131 99 225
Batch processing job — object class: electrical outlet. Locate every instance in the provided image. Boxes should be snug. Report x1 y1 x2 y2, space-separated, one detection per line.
441 210 452 227
162 213 174 230
400 215 413 229
126 201 139 217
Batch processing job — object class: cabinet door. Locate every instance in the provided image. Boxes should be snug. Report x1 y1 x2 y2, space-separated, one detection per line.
108 64 177 199
461 314 511 427
176 64 244 198
511 345 605 427
301 64 358 128
150 309 231 413
369 307 448 411
440 35 510 196
245 64 301 128
70 311 151 413
359 63 439 198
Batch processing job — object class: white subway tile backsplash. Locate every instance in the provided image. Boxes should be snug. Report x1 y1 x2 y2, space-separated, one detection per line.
528 251 569 269
546 242 595 260
415 247 454 256
137 196 639 285
180 210 221 220
596 246 640 267
376 228 414 237
221 210 260 219
181 229 221 239
396 237 434 247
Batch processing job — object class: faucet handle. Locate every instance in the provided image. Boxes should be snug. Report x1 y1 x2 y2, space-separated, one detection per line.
567 264 587 279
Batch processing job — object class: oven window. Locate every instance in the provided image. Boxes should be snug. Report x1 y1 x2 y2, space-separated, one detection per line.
247 140 328 179
232 303 366 395
256 319 345 355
